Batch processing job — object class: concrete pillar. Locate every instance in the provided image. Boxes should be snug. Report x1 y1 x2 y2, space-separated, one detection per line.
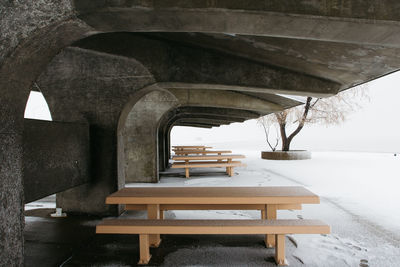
118 87 178 183
0 16 90 264
0 79 27 266
158 127 166 172
57 126 119 215
0 114 24 266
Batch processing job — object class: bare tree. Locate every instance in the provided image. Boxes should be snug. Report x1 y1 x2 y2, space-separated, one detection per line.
258 85 369 151
257 115 279 151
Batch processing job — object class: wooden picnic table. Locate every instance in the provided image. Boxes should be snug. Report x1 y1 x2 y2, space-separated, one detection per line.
174 150 232 155
106 186 320 247
171 154 246 177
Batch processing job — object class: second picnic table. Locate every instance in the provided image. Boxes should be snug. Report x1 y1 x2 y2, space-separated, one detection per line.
171 154 246 177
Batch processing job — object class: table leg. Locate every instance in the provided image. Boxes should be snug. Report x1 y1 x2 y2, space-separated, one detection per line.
138 234 152 265
147 204 162 247
262 204 277 248
275 234 287 265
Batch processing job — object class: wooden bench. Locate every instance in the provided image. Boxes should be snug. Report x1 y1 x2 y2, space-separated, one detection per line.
96 219 330 265
174 150 232 156
173 154 245 162
171 160 246 178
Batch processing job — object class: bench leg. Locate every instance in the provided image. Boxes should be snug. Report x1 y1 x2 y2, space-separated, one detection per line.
226 167 229 174
147 204 162 247
185 168 190 178
263 204 277 248
160 210 164 220
138 234 152 265
275 234 288 266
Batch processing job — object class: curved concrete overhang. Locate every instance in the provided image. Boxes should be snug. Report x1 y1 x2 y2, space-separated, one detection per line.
72 33 341 97
76 5 400 48
68 2 400 96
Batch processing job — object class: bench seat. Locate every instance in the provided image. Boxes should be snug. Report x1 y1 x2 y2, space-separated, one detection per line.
96 219 330 265
171 161 246 178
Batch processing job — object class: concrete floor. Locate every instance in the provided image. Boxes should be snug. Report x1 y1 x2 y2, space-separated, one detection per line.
24 209 283 267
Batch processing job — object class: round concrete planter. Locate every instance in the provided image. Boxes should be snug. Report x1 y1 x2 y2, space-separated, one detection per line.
261 150 311 160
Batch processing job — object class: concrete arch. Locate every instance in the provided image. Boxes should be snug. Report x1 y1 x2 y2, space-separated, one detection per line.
157 106 262 171
0 18 92 265
118 85 179 184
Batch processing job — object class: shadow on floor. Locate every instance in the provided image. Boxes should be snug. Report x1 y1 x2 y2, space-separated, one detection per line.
24 209 277 267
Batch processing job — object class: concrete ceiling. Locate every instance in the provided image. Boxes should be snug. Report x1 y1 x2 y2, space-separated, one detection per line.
68 1 400 128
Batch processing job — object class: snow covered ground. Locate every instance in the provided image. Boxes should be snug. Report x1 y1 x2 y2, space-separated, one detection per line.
126 148 400 267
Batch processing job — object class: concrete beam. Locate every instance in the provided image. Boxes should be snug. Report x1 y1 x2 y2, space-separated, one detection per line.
173 114 245 123
158 82 323 99
176 106 261 119
74 34 341 97
174 122 216 128
175 118 231 126
78 7 400 48
169 88 283 114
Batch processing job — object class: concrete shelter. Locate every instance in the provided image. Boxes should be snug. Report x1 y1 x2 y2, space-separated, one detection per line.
2 1 400 265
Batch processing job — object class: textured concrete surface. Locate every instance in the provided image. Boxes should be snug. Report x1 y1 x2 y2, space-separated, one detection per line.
119 88 178 183
23 119 90 203
0 0 74 62
74 33 339 97
34 47 155 214
0 132 24 267
76 0 400 21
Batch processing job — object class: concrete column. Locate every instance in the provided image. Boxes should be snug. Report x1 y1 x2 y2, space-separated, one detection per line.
0 87 26 266
57 126 118 215
118 87 178 183
158 127 166 172
0 129 24 266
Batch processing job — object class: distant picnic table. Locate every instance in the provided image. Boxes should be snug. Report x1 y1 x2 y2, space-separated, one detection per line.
172 145 212 151
174 150 232 155
172 154 246 177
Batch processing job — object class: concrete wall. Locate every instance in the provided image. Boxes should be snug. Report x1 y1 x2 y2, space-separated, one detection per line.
118 87 178 183
0 4 90 264
23 119 90 203
33 47 156 215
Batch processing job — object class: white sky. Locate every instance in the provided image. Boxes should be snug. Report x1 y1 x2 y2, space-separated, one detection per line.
24 71 400 153
24 91 52 121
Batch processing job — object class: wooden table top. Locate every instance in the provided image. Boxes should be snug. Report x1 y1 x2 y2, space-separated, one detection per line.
172 154 245 160
174 150 232 154
106 186 320 205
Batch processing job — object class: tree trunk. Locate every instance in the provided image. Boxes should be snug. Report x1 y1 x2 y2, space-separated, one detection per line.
278 97 313 151
279 122 290 151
